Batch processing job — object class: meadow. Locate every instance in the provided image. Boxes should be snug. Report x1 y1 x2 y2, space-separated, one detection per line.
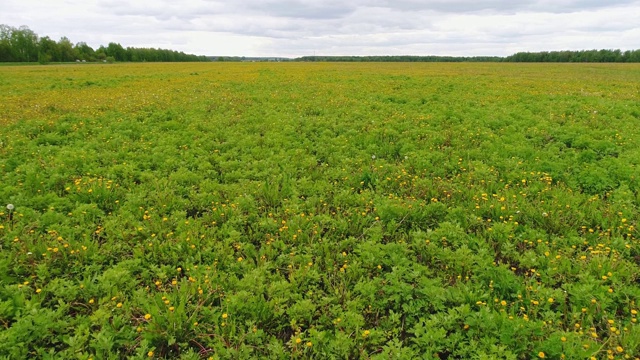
1 62 640 359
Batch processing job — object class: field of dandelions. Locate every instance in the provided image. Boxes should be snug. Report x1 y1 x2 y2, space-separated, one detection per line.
1 62 640 359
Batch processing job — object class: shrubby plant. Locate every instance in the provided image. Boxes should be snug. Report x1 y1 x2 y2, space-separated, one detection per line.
1 62 639 358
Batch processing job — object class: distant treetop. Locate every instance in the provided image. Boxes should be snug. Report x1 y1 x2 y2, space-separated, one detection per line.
295 50 640 62
0 24 210 63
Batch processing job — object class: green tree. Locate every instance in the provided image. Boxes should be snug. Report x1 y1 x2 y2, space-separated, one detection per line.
10 25 39 62
38 36 60 63
0 24 13 61
0 23 209 63
105 42 126 61
74 42 95 61
58 37 77 62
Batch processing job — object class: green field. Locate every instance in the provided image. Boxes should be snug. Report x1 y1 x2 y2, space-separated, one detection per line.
1 62 640 359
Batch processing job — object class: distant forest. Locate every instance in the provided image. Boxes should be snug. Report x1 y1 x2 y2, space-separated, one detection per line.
0 25 209 63
297 49 640 62
2 24 639 63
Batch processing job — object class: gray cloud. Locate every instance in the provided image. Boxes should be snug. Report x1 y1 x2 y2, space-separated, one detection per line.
0 0 639 57
366 0 638 13
244 0 357 19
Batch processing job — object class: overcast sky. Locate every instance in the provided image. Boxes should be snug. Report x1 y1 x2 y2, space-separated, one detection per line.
1 0 639 57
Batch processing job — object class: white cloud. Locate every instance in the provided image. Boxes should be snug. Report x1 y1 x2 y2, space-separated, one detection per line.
0 0 639 57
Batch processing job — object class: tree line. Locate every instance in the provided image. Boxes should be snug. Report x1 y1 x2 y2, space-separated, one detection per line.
297 50 640 63
295 55 503 62
3 24 639 63
0 24 209 63
503 49 640 62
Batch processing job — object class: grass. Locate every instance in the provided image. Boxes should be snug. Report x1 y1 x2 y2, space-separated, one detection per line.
1 62 640 359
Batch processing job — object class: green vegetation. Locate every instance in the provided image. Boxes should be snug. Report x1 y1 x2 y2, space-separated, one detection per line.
504 50 640 63
1 62 640 359
295 50 640 63
0 24 209 63
295 55 504 62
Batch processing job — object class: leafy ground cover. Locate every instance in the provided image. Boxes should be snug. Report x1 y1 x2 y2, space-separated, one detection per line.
1 62 640 359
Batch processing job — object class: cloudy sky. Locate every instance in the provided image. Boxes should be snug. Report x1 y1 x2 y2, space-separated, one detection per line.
1 0 639 57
